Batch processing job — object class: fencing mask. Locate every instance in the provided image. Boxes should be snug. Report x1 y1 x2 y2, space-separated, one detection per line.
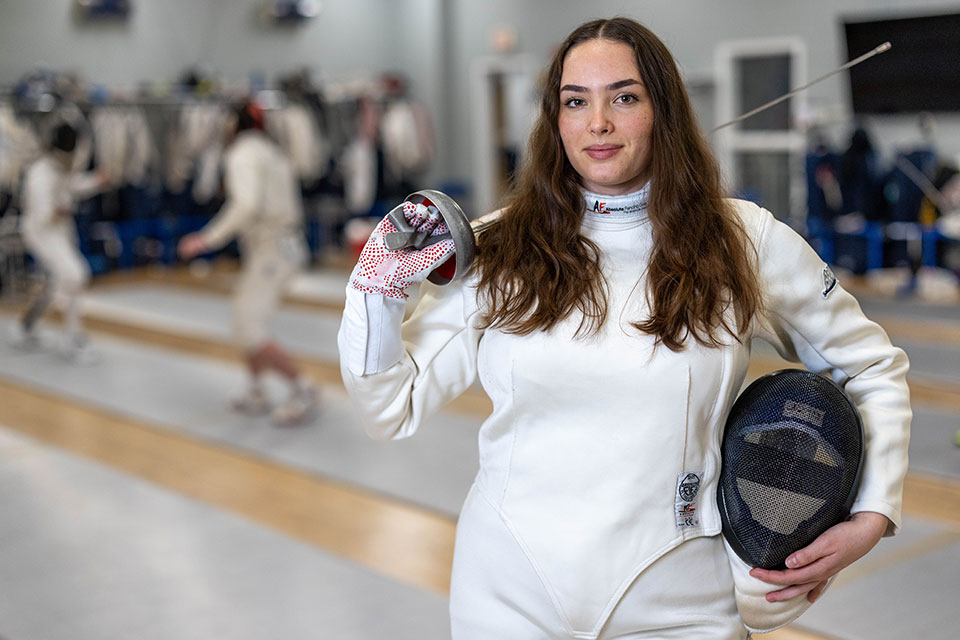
717 369 864 570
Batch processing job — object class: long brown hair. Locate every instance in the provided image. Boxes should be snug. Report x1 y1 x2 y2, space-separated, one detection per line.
474 17 761 350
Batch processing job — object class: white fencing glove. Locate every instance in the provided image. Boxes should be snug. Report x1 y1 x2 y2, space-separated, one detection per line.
349 201 457 300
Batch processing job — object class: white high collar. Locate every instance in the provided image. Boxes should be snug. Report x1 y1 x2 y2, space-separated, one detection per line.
582 183 650 220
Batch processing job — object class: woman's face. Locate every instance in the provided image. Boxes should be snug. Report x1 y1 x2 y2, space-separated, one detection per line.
558 39 655 195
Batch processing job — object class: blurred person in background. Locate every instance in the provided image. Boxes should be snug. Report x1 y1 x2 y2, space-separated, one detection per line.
13 121 108 362
338 17 910 640
179 101 317 427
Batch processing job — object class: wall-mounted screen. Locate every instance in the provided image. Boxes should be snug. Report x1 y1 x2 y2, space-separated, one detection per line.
844 12 960 114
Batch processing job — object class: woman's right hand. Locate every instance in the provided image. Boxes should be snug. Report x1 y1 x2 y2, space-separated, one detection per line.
348 201 456 300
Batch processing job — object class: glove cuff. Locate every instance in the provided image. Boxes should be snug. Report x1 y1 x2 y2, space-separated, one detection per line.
349 278 408 300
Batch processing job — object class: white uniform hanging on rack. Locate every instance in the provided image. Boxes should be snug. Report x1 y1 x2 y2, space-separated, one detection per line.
90 104 157 188
165 100 228 201
267 100 329 187
0 103 41 197
380 97 434 187
341 95 379 215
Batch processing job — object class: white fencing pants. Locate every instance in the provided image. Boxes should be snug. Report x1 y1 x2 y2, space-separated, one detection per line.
24 232 90 342
233 235 306 350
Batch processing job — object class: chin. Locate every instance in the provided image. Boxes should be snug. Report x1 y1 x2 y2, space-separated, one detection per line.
584 175 623 191
588 181 634 195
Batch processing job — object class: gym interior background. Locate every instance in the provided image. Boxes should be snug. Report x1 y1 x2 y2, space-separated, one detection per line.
0 1 958 639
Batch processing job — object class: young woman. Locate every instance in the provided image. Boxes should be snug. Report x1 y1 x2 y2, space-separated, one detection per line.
338 17 910 639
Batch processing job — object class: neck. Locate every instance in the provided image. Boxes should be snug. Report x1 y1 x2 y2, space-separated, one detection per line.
50 149 74 169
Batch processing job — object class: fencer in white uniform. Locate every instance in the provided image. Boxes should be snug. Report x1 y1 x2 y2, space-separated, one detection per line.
338 18 910 640
338 192 910 639
16 122 106 358
178 102 317 426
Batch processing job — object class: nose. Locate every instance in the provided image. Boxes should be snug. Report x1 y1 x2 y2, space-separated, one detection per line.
588 103 612 135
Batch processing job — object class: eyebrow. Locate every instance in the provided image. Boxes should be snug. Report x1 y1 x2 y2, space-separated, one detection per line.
559 79 640 93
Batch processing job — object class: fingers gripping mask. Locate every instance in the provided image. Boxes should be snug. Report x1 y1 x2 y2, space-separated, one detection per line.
717 369 864 570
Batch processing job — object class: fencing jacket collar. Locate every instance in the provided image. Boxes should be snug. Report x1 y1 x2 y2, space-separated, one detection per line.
582 183 650 220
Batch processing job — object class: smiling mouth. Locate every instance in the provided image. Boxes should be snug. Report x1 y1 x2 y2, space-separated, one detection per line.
585 145 621 160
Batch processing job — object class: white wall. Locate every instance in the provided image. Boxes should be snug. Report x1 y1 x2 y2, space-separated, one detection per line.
0 0 402 88
2 0 959 195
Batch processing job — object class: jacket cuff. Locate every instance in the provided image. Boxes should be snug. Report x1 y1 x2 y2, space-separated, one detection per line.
850 501 901 537
340 287 406 375
723 537 814 633
200 225 230 252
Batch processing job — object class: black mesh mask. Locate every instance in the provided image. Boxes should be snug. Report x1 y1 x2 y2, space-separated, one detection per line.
717 369 864 569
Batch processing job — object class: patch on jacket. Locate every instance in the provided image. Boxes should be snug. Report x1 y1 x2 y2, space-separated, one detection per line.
675 472 703 528
821 265 838 299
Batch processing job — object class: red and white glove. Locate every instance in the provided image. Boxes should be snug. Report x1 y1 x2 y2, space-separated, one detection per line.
349 201 456 300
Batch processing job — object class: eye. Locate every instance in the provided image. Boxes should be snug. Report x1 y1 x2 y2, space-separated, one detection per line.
615 93 639 105
563 97 586 108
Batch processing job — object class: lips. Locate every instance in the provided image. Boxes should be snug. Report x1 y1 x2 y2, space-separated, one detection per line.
585 144 621 160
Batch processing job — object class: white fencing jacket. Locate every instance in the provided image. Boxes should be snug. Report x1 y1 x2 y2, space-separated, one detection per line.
0 103 40 193
21 154 102 247
338 197 911 634
199 130 303 254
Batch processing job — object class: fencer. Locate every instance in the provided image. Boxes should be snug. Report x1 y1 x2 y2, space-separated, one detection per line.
14 121 108 360
338 17 910 640
178 101 317 427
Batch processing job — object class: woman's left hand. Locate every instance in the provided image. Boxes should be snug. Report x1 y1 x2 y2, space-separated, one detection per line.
749 511 889 603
